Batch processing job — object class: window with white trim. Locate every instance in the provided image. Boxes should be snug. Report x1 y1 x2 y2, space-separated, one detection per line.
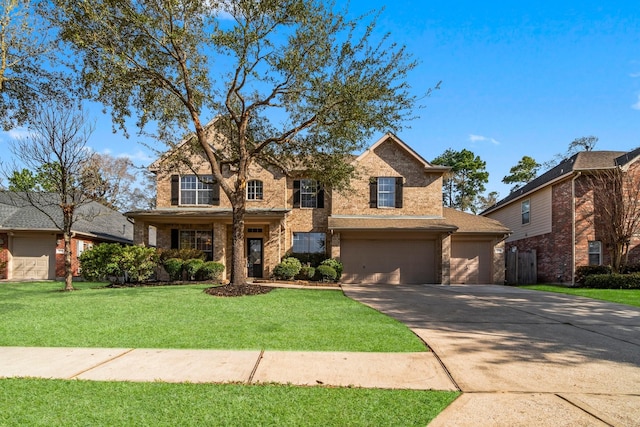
521 199 530 225
292 232 326 254
181 175 214 205
247 180 263 200
377 177 396 208
300 179 319 208
588 241 602 265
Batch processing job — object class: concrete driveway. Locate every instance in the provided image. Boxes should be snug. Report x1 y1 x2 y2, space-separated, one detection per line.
342 284 640 427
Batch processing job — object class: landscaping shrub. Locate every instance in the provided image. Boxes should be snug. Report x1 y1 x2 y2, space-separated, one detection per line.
320 258 343 280
316 265 337 282
197 261 225 282
296 266 316 281
163 258 184 281
79 244 157 284
575 265 611 285
583 273 640 289
119 246 158 283
183 258 205 280
273 257 302 280
79 243 125 282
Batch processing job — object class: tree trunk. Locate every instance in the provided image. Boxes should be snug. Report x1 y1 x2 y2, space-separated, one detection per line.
63 231 74 291
229 201 247 286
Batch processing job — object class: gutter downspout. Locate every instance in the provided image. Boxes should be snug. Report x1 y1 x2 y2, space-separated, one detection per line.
571 172 582 285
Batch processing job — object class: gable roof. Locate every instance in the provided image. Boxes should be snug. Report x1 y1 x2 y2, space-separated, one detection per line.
0 192 133 243
443 208 510 234
482 150 635 215
355 132 450 172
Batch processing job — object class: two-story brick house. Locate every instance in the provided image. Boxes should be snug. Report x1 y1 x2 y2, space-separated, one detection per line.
127 132 510 284
482 148 640 284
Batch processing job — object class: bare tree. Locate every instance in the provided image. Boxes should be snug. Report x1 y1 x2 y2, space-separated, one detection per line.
8 102 95 290
80 153 137 211
588 166 640 273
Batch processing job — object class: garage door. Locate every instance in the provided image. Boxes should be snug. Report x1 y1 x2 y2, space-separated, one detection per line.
451 240 492 284
12 236 56 280
341 238 436 284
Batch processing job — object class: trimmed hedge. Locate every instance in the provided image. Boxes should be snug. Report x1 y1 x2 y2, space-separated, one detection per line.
273 257 302 280
316 265 337 282
583 273 640 289
320 259 343 280
575 265 612 285
296 266 316 280
163 258 184 281
197 261 225 281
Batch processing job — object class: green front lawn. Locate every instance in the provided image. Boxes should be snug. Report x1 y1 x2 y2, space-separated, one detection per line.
520 285 640 307
0 379 458 427
0 281 425 352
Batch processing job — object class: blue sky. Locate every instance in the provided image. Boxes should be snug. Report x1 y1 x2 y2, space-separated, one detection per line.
3 1 640 199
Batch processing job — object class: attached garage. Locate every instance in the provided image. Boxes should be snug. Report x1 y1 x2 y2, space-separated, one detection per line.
11 235 56 280
339 232 438 284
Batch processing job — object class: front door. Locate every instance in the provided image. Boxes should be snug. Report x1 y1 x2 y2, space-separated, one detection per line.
247 238 263 278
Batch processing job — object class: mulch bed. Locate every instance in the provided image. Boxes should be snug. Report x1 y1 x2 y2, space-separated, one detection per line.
204 283 274 297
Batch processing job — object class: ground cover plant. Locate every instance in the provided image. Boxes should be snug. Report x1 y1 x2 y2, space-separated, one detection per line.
520 285 640 308
0 379 458 427
0 281 426 352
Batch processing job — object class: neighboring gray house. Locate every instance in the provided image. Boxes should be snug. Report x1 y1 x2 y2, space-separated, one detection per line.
0 192 133 280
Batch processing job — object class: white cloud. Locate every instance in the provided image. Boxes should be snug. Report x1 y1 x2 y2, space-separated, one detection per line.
469 134 500 145
0 126 33 143
632 94 640 110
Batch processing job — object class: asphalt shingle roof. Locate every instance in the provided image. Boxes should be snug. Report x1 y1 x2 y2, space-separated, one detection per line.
0 192 133 243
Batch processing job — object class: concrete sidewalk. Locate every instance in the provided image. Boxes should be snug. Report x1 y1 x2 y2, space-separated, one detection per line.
0 346 457 391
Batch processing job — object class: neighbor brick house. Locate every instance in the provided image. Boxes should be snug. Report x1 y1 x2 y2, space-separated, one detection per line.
127 131 510 284
482 148 640 284
0 192 133 280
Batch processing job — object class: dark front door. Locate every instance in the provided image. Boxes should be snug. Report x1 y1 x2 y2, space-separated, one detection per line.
247 238 263 278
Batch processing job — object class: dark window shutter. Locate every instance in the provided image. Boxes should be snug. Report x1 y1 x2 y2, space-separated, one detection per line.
211 182 220 206
317 185 324 209
369 178 378 208
170 175 179 205
293 180 301 208
395 177 403 208
171 229 179 249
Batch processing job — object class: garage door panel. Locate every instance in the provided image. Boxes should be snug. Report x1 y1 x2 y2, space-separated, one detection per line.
451 240 491 284
341 239 435 285
11 236 55 280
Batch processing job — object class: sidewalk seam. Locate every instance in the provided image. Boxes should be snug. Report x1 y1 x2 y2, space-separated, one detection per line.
68 348 136 380
247 349 264 384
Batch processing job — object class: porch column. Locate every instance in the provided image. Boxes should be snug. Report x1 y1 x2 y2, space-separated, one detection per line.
330 231 341 259
133 220 148 245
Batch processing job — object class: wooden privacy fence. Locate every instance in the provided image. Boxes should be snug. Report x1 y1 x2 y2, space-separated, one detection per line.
506 249 537 285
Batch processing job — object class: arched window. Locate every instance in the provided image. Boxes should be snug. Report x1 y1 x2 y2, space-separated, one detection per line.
247 180 263 200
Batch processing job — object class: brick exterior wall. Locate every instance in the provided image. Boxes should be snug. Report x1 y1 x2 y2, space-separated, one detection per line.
55 235 98 279
332 138 444 216
503 165 640 283
0 232 8 279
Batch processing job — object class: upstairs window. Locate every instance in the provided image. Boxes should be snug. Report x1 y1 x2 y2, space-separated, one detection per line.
247 180 263 200
521 199 530 225
170 175 220 206
588 241 602 265
369 177 403 208
293 179 324 208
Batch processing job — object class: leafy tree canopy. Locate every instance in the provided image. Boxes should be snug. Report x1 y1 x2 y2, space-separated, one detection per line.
432 148 489 213
502 155 540 192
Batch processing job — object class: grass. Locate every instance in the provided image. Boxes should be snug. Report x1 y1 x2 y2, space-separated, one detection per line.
0 281 426 352
0 282 456 425
0 378 459 426
520 285 640 307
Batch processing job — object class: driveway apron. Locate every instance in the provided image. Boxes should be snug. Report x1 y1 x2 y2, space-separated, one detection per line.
342 284 640 427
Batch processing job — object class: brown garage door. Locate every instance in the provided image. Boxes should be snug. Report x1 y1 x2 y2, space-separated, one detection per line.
12 236 56 280
451 240 492 284
341 238 436 284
